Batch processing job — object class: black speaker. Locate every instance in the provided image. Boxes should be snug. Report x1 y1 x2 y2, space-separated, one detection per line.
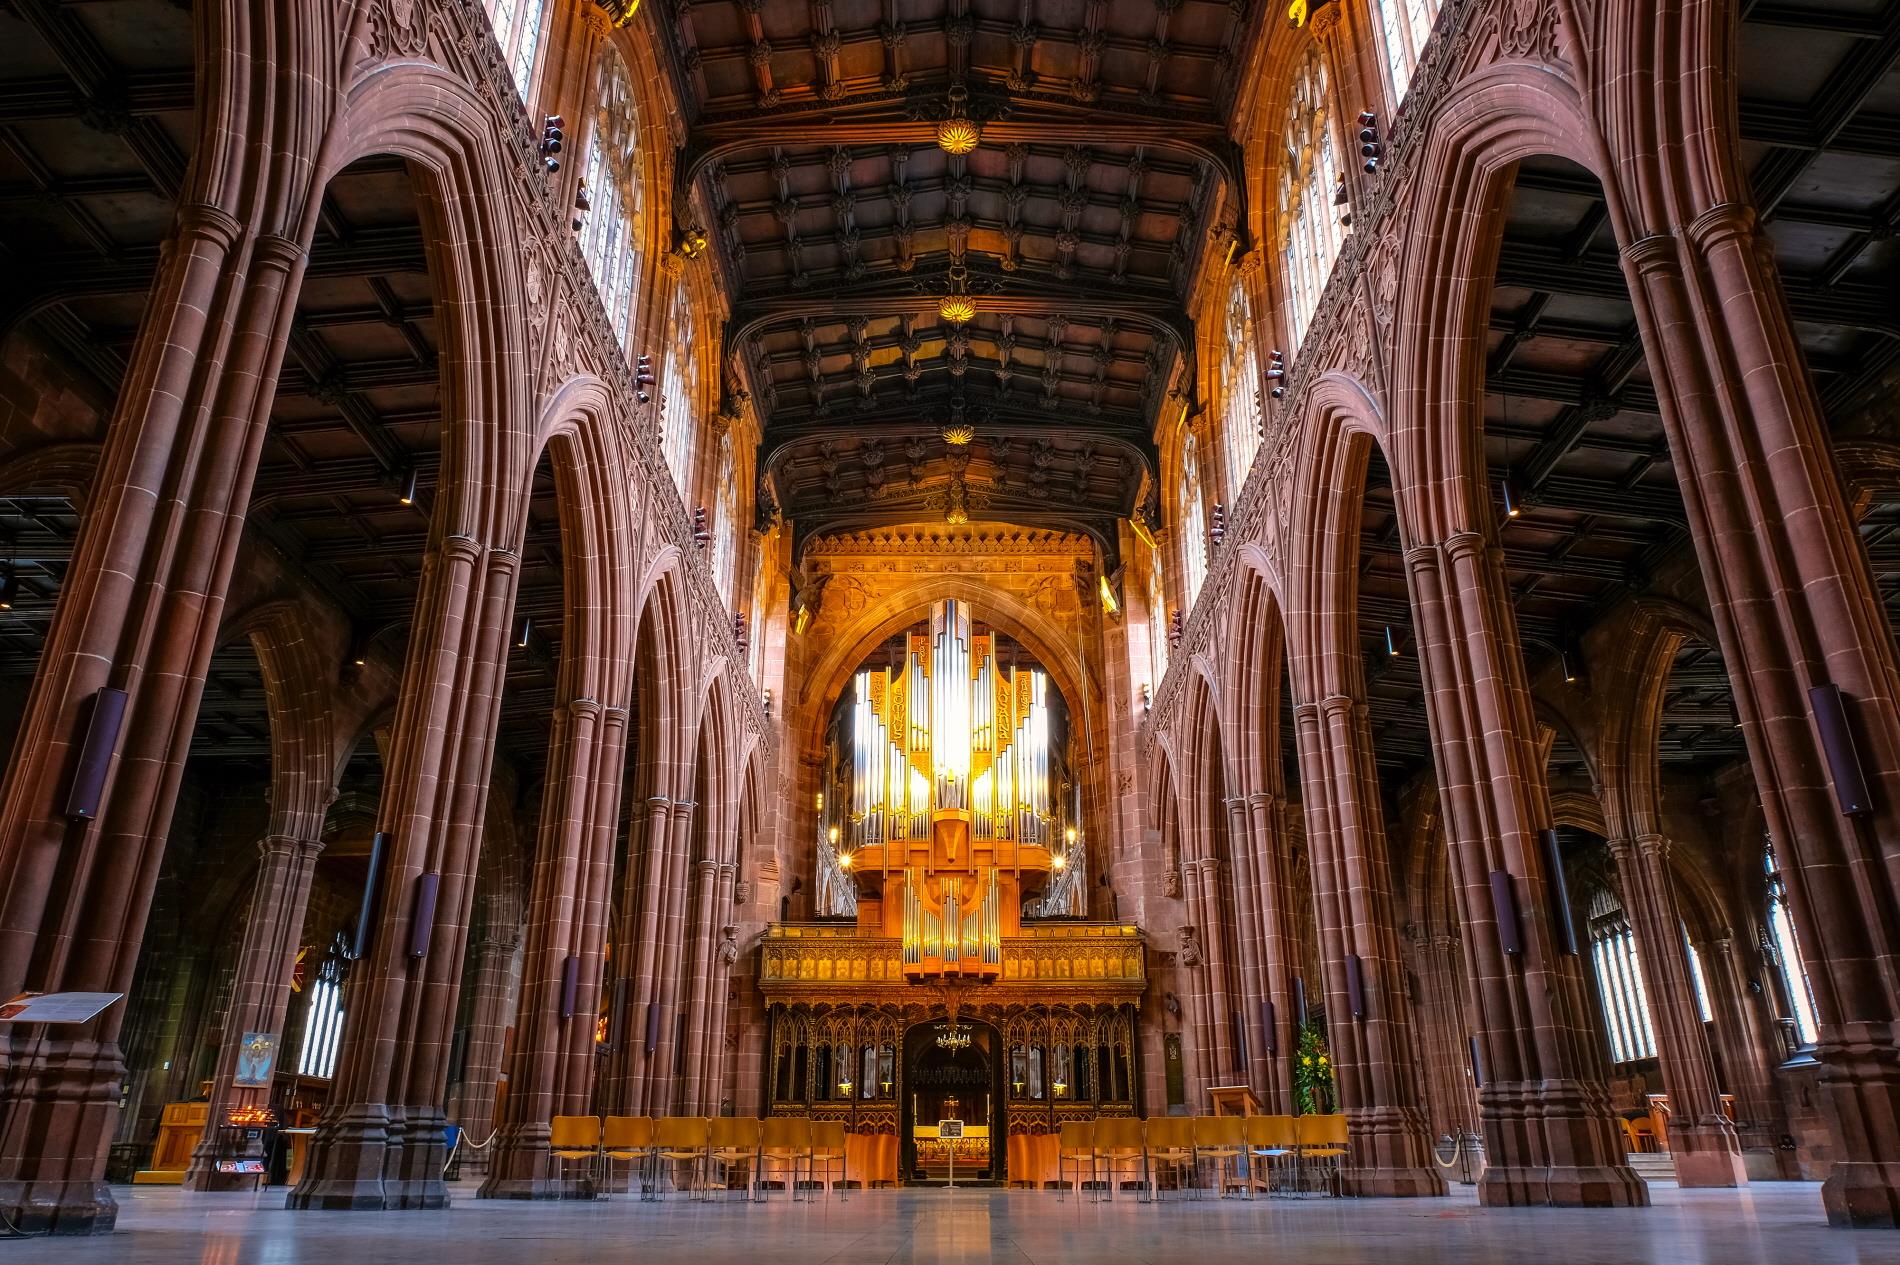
1540 828 1579 955
349 830 391 961
560 954 580 1020
65 686 128 820
1468 1035 1485 1089
607 977 629 1051
1293 976 1309 1029
1810 683 1874 816
645 1000 661 1054
1263 999 1278 1056
1346 953 1367 1019
1490 870 1522 956
407 871 439 959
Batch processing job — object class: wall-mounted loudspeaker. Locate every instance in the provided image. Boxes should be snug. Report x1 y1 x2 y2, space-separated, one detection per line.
1468 1035 1485 1089
1490 870 1522 956
1346 953 1366 1019
407 872 439 959
560 954 580 1019
1810 682 1874 816
1263 1000 1278 1056
65 686 128 820
350 830 391 961
1540 828 1579 955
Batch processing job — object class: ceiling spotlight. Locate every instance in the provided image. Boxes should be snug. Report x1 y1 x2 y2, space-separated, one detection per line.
1385 625 1401 657
515 616 533 649
399 466 419 506
0 567 17 611
1501 476 1521 518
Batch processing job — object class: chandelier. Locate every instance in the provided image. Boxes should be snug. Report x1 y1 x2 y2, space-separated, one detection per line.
936 1021 974 1052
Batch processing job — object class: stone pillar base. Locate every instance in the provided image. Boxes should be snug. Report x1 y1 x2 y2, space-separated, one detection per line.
1479 1163 1648 1207
1668 1119 1748 1188
1823 1161 1900 1228
0 1179 117 1235
1341 1165 1448 1197
476 1175 597 1200
286 1107 439 1211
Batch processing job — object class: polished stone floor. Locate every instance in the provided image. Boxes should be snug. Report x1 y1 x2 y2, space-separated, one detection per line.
23 1181 1898 1264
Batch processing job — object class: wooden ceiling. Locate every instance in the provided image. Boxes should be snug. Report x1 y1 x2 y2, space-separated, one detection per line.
668 0 1254 544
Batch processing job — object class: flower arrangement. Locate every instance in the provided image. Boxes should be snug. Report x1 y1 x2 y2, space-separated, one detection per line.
1293 1022 1334 1115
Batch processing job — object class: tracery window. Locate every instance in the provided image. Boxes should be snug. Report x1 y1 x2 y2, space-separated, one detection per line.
578 45 643 343
1219 276 1263 494
1374 0 1442 105
1765 841 1819 1048
483 0 549 100
660 286 697 492
297 940 348 1080
711 432 739 604
1146 547 1170 690
1178 427 1208 607
1277 45 1346 352
1587 889 1656 1064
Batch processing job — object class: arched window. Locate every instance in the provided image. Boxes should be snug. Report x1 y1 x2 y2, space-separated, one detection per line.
297 936 349 1080
1374 0 1442 106
712 433 740 604
579 46 643 343
1277 46 1346 352
1178 428 1208 606
1220 277 1263 494
483 0 549 99
1146 547 1169 690
1765 841 1819 1048
660 286 697 492
1587 888 1655 1064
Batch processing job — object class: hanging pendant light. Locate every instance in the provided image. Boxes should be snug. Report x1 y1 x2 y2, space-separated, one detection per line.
1385 625 1401 657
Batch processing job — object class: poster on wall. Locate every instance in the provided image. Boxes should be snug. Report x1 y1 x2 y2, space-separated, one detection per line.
233 1031 280 1087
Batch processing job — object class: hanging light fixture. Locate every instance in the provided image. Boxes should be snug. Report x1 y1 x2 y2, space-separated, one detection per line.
515 616 533 649
1501 476 1522 518
1385 625 1401 657
399 466 419 506
0 566 17 612
935 84 982 155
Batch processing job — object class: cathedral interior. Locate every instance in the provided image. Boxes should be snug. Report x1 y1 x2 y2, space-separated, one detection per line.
0 0 1899 1254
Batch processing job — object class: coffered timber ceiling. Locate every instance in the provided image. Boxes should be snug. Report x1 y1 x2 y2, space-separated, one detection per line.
666 0 1254 546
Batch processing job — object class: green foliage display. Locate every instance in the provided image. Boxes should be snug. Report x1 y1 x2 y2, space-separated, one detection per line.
1293 1022 1334 1115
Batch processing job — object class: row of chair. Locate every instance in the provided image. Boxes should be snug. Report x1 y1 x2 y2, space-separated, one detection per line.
549 1115 849 1201
1055 1114 1349 1200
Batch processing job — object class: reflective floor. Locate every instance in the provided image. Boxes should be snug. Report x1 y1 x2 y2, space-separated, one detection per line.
23 1181 1898 1264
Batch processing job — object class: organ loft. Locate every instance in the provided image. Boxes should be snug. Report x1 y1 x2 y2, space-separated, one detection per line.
0 0 1896 1258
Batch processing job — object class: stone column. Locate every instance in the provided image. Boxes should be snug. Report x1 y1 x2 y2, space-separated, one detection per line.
0 209 310 1235
676 856 722 1115
1698 934 1793 1175
482 699 625 1198
445 926 522 1179
1408 930 1480 1145
1405 534 1642 1207
289 540 521 1212
1609 835 1745 1186
183 832 326 1190
1245 791 1299 1111
1291 695 1444 1196
606 796 672 1113
1622 206 1900 1225
647 801 697 1113
1223 797 1272 1099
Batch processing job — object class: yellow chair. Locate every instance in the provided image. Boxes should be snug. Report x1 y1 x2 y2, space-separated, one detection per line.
708 1116 762 1200
549 1115 602 1192
1244 1114 1298 1197
1193 1115 1247 1198
652 1116 710 1200
759 1115 812 1201
602 1115 655 1198
1143 1116 1198 1200
1091 1116 1149 1201
809 1120 849 1200
1057 1120 1096 1202
1295 1113 1349 1196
